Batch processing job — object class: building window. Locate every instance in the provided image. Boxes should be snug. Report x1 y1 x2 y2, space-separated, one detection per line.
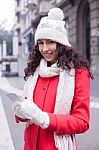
77 0 90 62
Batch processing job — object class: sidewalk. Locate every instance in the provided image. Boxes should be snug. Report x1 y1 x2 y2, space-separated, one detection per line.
90 76 99 98
0 94 15 150
90 76 99 109
0 76 24 150
0 77 24 96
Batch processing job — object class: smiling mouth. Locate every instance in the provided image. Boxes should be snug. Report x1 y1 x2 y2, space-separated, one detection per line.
43 53 52 57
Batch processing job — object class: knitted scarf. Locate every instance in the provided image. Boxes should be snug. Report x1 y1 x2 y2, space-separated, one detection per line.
23 59 76 150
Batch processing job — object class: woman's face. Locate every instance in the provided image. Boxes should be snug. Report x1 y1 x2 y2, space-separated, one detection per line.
38 39 57 65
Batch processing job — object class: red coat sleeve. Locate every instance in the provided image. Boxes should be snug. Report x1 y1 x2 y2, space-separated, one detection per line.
48 68 90 135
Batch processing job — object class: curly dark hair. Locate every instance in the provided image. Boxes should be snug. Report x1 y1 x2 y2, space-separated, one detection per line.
24 43 94 80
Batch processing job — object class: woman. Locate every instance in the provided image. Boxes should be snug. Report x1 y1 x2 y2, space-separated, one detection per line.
13 7 93 150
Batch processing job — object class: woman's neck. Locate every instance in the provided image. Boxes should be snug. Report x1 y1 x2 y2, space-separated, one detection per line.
47 62 51 67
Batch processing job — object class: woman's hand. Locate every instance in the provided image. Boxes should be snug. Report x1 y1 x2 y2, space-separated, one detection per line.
12 101 32 120
20 99 50 128
12 99 50 128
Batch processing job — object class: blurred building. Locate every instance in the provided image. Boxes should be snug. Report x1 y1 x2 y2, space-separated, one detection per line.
14 0 99 76
0 31 19 77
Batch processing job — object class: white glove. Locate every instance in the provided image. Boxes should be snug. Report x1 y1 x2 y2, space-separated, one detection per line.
13 99 50 128
12 101 32 120
20 99 50 128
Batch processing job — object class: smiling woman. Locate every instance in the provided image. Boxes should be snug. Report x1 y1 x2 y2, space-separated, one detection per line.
0 0 15 30
12 7 93 150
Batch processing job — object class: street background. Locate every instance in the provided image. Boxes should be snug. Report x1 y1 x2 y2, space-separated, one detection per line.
0 75 99 150
0 0 99 149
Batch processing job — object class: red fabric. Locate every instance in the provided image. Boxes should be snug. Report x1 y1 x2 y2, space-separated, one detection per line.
15 115 28 123
22 68 90 150
15 115 19 123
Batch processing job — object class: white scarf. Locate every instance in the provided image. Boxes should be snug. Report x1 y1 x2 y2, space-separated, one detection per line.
23 59 76 150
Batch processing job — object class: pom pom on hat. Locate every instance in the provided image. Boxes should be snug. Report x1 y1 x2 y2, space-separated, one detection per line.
35 7 71 47
48 7 64 21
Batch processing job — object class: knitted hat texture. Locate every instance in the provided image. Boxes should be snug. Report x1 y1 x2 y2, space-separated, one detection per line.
35 7 71 47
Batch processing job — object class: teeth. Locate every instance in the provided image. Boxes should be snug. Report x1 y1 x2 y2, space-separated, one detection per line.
44 53 51 54
44 54 51 55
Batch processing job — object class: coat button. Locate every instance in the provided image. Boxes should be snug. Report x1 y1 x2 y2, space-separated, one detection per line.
59 130 63 134
43 86 46 90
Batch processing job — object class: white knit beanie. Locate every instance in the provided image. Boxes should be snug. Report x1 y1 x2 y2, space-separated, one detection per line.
35 7 71 47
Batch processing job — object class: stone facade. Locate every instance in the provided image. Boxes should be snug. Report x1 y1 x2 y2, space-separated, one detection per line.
58 0 99 75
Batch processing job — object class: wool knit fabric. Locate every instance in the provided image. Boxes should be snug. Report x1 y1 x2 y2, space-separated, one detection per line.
35 7 71 47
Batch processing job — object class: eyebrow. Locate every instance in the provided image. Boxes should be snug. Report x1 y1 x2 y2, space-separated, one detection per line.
37 40 42 42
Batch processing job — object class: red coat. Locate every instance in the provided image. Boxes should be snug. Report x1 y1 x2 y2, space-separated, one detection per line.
17 68 90 150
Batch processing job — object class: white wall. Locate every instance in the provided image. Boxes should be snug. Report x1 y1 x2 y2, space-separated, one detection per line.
13 31 18 56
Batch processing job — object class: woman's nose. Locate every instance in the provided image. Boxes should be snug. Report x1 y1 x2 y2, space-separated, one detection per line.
43 43 49 51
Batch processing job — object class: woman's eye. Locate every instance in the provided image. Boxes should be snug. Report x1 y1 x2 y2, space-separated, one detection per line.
38 42 43 45
48 40 55 44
